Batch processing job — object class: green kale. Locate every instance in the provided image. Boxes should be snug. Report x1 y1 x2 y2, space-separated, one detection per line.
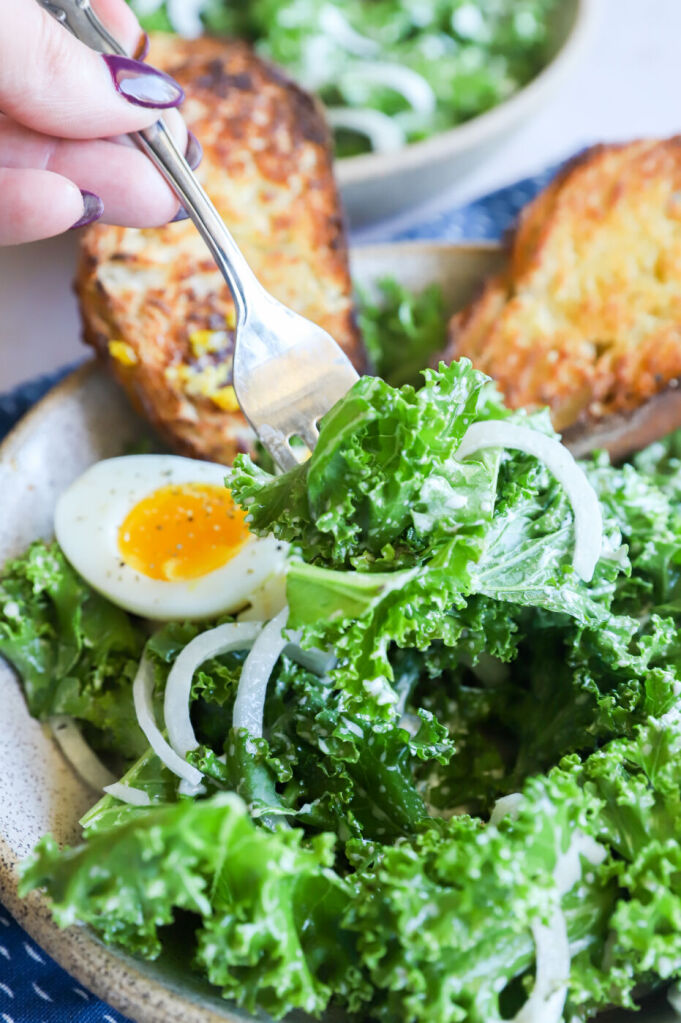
0 541 147 757
232 362 627 720
21 792 360 1017
342 710 681 1022
259 656 451 840
230 360 510 569
357 278 447 387
24 713 681 1021
80 748 180 834
16 295 681 1022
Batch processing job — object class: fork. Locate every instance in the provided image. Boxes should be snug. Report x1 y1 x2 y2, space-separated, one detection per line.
37 0 359 472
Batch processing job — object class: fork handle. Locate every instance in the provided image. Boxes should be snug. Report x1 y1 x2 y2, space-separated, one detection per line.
37 0 262 324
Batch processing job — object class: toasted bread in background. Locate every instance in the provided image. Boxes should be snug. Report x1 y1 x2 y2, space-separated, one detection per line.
444 140 681 433
76 35 364 465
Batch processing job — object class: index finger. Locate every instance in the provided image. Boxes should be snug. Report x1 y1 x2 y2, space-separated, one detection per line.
0 0 184 140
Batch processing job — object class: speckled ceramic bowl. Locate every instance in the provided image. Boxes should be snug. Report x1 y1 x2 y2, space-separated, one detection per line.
0 243 672 1022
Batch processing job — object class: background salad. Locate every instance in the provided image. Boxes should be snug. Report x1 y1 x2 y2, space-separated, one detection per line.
129 0 563 156
6 284 681 1022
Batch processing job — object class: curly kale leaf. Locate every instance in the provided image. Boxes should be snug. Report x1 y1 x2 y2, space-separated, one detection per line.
342 711 681 1022
357 278 447 387
0 541 146 757
258 656 451 841
21 792 361 1018
23 710 681 1021
231 363 628 720
230 360 510 569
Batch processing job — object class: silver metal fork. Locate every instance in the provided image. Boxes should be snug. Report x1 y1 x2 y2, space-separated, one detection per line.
38 0 359 471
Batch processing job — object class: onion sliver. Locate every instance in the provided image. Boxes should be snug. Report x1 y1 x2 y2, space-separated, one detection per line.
133 652 202 787
164 621 263 758
319 5 379 56
554 832 606 893
511 832 605 1023
325 107 405 153
233 607 294 739
513 914 570 1023
456 422 603 582
102 782 151 807
339 62 436 114
49 714 116 791
166 0 205 37
668 982 681 1014
284 642 335 677
489 795 605 1023
489 791 523 826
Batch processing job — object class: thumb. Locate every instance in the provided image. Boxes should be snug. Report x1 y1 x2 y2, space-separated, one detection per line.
0 0 184 140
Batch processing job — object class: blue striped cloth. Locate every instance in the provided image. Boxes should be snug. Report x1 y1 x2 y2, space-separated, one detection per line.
0 166 552 1022
392 164 559 242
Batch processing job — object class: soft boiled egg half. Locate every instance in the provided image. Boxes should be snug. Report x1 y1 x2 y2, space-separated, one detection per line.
55 455 287 620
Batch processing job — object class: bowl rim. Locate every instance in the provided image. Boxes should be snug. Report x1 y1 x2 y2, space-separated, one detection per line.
335 0 597 185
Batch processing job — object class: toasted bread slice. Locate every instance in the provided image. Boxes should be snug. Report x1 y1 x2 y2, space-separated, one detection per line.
76 35 364 464
444 140 681 433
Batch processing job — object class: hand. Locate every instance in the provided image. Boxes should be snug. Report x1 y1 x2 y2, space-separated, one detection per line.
0 0 198 245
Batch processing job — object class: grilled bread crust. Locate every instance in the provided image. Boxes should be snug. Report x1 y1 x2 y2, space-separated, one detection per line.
76 35 364 464
444 140 681 432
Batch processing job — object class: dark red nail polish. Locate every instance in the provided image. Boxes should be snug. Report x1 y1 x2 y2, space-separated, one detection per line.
69 191 104 231
135 32 150 61
170 207 190 223
185 132 203 171
102 54 185 109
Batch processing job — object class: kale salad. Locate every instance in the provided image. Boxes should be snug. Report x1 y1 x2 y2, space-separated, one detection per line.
5 282 681 1022
129 0 562 156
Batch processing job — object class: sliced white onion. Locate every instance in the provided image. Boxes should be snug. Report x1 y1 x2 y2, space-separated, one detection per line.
511 832 606 1023
164 621 263 758
668 982 681 1014
178 776 206 797
233 607 295 739
102 782 151 807
325 107 405 153
554 833 606 894
489 793 605 1023
513 914 569 1023
489 791 523 826
284 642 336 676
456 422 603 582
49 714 116 791
298 36 339 91
339 62 436 114
319 5 380 56
133 652 203 787
166 0 206 37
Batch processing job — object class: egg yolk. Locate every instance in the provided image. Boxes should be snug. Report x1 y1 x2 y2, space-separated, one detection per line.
118 483 250 582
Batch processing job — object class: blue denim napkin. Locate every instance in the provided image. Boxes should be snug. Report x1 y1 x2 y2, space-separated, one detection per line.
391 164 559 242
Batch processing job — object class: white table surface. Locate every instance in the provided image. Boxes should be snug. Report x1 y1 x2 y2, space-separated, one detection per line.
1 0 680 391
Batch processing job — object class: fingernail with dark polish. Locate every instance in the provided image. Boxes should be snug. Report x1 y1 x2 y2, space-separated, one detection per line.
185 131 203 171
70 191 104 231
170 207 190 223
135 32 150 61
103 54 185 109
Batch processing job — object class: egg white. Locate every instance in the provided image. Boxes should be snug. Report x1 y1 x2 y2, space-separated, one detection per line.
54 454 288 620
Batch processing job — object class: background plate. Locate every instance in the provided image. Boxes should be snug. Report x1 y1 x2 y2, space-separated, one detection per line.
337 0 595 223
